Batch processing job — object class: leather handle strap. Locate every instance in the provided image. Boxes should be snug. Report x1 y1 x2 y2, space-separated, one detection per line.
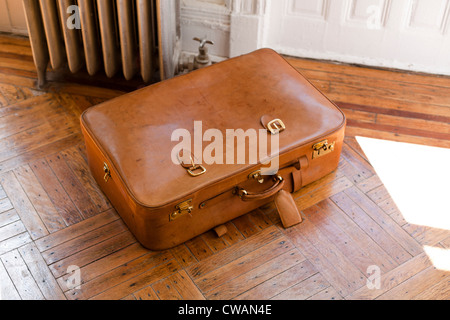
274 190 302 228
238 176 285 202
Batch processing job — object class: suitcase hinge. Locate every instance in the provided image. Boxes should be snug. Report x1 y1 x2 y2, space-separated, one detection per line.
312 140 336 159
103 163 111 182
248 170 265 184
170 199 194 221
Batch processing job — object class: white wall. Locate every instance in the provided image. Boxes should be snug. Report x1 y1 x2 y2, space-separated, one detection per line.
0 0 28 35
180 0 267 58
180 0 232 57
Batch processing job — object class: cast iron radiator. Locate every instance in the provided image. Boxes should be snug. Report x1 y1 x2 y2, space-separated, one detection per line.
22 0 159 87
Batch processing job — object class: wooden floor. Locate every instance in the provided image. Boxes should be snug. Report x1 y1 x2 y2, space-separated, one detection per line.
0 34 449 300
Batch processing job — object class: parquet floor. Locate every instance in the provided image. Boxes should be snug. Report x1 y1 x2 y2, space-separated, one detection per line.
0 34 449 300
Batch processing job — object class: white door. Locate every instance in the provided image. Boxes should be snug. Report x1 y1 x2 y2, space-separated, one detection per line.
264 0 450 75
0 0 28 35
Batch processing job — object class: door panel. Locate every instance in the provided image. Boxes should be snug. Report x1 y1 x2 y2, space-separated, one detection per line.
265 0 450 75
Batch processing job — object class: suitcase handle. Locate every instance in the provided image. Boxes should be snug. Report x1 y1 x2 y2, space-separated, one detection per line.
238 176 285 202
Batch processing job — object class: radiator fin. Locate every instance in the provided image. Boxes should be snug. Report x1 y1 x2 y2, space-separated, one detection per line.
58 0 83 74
117 0 138 80
78 0 102 76
39 0 66 70
97 0 120 78
137 0 155 83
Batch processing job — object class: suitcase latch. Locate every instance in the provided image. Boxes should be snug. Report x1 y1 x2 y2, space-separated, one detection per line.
170 199 194 221
312 140 336 159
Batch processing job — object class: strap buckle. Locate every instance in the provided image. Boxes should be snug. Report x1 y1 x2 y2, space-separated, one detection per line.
177 151 207 177
188 165 207 177
267 119 286 135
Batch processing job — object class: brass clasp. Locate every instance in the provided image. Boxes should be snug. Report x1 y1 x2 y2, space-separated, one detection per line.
267 119 286 135
312 140 336 159
177 151 207 177
188 165 207 177
170 199 194 221
248 170 265 184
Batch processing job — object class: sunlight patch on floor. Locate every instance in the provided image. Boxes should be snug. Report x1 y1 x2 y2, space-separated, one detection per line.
356 137 450 231
423 246 450 272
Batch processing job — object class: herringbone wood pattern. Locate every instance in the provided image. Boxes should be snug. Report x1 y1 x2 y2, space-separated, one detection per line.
0 35 449 300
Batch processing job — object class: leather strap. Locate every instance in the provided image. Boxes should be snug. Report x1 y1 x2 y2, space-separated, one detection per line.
260 115 274 130
213 225 228 237
299 155 309 169
292 155 309 192
238 176 285 202
292 170 302 193
274 190 302 228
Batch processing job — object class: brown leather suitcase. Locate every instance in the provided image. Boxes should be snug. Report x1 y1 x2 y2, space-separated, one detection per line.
80 49 346 250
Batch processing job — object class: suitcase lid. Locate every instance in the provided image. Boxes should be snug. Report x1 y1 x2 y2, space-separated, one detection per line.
81 49 345 208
